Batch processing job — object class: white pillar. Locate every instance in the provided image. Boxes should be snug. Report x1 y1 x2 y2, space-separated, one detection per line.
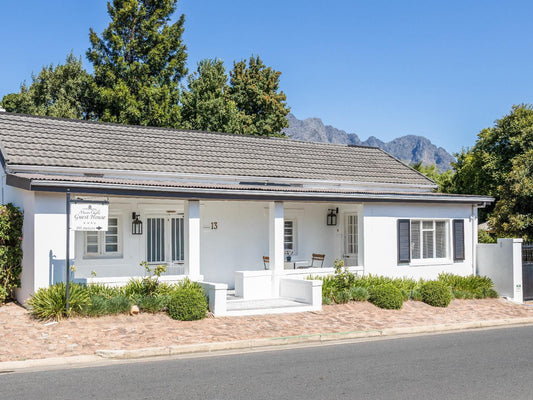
269 201 284 296
185 200 201 280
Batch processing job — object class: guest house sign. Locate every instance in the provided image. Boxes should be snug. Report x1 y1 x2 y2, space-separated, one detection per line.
70 201 109 231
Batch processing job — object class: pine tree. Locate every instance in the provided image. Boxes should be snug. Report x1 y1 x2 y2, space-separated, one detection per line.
181 59 244 133
87 0 187 127
229 56 290 135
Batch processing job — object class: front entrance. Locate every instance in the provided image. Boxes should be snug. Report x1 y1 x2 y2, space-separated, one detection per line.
146 215 185 275
343 213 359 266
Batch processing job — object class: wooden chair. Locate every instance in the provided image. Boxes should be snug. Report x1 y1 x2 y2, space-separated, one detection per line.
263 256 270 270
310 253 325 268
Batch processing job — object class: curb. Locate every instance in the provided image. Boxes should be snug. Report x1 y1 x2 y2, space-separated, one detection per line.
94 317 533 360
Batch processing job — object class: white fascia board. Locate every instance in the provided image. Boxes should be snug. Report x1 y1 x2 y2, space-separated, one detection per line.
8 164 438 192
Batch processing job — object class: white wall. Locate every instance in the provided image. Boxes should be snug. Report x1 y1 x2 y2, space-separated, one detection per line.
363 202 475 280
477 238 523 302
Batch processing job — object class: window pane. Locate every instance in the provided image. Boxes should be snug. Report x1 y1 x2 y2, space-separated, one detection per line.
87 235 98 244
108 218 118 226
147 218 165 262
171 217 184 262
411 221 420 259
87 244 98 253
106 235 117 244
423 230 434 258
436 221 446 258
423 220 433 230
284 220 294 252
105 244 118 252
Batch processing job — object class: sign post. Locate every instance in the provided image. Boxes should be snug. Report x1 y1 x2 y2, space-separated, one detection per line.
65 195 109 316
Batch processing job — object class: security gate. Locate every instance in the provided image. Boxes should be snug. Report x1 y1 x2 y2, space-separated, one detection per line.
523 243 533 301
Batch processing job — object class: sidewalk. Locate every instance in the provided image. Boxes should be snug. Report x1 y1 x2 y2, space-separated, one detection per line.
1 298 533 364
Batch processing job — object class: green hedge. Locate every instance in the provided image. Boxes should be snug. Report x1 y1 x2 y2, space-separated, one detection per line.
420 281 452 308
167 287 207 321
368 284 404 310
0 203 23 304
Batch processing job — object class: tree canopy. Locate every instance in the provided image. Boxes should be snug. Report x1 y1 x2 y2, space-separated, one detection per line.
448 104 533 240
0 53 94 119
411 162 453 193
180 59 244 133
87 0 187 127
229 56 290 135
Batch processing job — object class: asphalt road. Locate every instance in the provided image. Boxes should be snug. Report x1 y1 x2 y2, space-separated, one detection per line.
2 326 533 400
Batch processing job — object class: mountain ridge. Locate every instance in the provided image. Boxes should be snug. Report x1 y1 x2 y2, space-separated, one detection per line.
283 113 454 171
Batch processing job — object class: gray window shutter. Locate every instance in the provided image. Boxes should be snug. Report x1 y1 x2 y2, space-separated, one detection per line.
398 219 411 263
453 219 465 261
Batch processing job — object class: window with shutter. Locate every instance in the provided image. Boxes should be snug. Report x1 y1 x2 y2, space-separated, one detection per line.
401 219 449 263
453 219 465 261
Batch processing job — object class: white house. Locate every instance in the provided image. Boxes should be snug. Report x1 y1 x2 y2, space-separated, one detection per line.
0 112 493 315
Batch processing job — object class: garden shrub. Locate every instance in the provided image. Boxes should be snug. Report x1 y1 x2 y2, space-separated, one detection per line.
484 288 499 298
420 281 452 307
438 273 494 295
139 294 170 313
0 203 23 304
350 286 369 301
332 288 351 304
27 283 89 320
368 284 404 310
410 289 423 302
167 284 207 321
102 294 132 314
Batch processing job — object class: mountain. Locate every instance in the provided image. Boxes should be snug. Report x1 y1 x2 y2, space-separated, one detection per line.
283 113 454 171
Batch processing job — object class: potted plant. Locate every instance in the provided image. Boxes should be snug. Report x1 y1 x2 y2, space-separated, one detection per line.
285 249 294 262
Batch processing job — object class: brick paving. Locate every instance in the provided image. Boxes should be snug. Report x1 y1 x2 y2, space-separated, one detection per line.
1 299 533 362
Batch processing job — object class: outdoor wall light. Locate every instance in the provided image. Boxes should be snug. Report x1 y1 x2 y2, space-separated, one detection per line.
132 212 143 235
327 208 338 226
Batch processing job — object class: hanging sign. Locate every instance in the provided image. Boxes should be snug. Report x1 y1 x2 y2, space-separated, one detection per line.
70 202 109 231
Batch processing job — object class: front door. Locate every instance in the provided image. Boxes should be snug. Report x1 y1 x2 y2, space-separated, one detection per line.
343 213 359 266
146 215 185 274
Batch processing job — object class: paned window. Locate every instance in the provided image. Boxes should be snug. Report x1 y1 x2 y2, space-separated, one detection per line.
85 217 121 257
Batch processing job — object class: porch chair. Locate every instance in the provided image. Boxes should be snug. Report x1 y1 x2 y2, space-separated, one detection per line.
263 256 270 270
310 253 325 268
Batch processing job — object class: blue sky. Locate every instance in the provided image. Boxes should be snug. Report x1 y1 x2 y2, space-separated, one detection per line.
1 0 533 153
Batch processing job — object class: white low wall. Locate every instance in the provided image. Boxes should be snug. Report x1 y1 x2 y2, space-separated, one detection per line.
477 238 523 302
280 278 322 309
198 281 228 316
234 270 273 299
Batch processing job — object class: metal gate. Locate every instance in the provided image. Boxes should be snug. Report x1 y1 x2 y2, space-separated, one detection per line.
523 242 533 301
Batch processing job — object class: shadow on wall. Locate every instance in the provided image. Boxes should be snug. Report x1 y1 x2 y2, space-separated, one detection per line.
49 250 74 285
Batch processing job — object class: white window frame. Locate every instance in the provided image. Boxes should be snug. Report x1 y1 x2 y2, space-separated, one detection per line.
409 219 449 264
284 218 297 256
84 216 122 258
145 214 185 265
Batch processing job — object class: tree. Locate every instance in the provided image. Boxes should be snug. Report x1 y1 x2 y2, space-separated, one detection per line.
229 55 290 135
449 104 533 239
180 59 244 133
0 53 94 119
87 0 187 127
411 162 454 192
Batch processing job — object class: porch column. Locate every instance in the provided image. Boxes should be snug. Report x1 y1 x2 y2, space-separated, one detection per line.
185 200 201 280
269 201 284 296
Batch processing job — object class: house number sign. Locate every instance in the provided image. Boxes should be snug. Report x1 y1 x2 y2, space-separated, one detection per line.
70 202 109 231
210 222 218 230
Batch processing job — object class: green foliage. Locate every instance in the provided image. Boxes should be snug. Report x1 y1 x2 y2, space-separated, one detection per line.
332 288 352 304
410 289 423 301
478 229 497 243
368 284 404 310
123 262 167 301
350 286 369 301
448 105 533 239
139 294 170 313
438 273 495 295
87 0 187 127
229 55 290 135
411 162 454 193
1 53 95 119
27 283 90 320
181 59 245 133
0 204 24 303
167 285 207 321
420 281 452 307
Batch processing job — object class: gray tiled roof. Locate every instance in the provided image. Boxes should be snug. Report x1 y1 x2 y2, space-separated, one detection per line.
0 112 435 186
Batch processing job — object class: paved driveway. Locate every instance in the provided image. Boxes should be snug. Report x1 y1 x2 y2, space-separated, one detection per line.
1 298 533 362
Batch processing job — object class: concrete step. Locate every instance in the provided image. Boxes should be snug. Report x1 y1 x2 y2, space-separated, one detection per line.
225 296 317 316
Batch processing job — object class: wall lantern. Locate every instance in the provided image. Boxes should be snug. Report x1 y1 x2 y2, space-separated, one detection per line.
132 212 143 235
327 208 338 226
